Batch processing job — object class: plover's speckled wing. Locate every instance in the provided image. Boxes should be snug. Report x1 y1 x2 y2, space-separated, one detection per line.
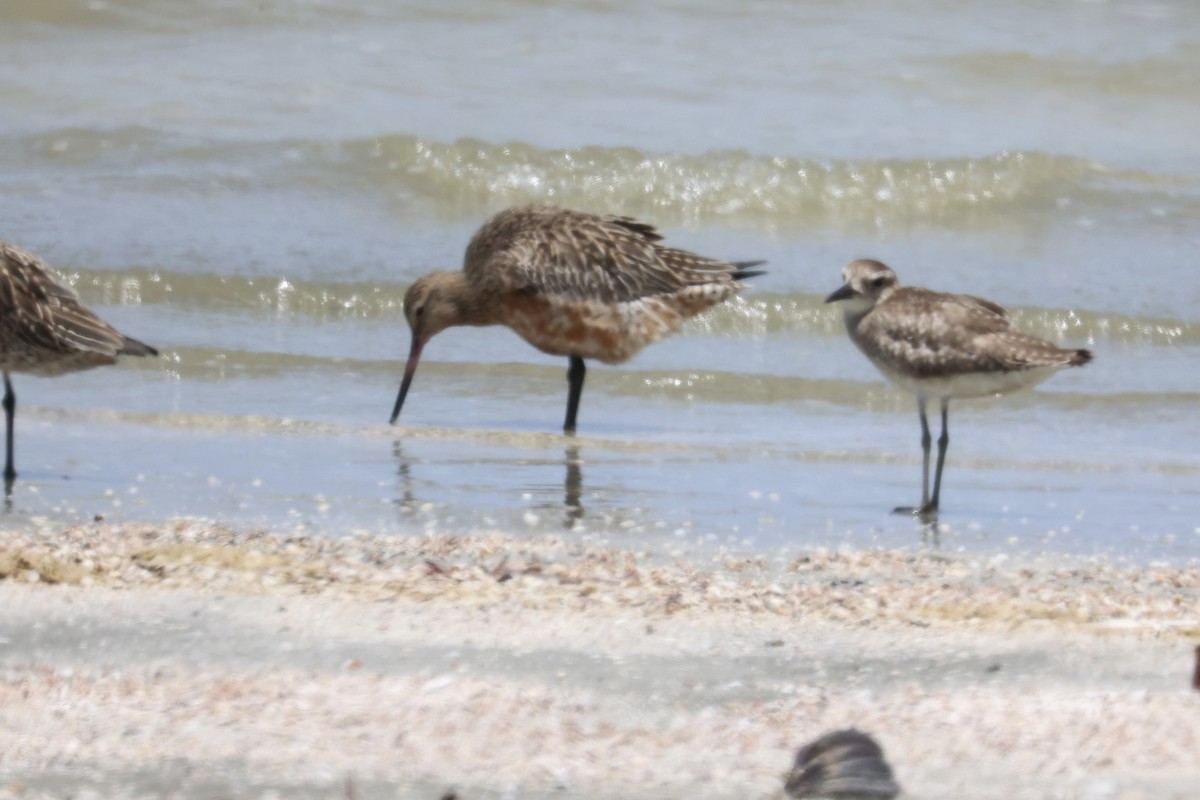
463 204 760 304
855 286 1079 378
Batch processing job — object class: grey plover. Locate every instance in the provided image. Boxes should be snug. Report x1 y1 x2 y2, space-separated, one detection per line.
826 259 1092 515
0 241 158 493
390 204 763 432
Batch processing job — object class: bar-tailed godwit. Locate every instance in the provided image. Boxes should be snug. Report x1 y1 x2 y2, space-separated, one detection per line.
826 258 1092 516
0 241 158 494
390 205 763 432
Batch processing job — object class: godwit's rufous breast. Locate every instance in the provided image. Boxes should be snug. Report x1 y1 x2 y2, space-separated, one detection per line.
0 241 159 495
825 258 1092 517
390 204 764 432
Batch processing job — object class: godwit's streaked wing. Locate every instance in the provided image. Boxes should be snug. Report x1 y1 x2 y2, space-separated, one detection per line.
0 241 158 493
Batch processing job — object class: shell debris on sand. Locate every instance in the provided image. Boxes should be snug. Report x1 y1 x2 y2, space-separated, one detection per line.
0 521 1197 799
0 521 1196 633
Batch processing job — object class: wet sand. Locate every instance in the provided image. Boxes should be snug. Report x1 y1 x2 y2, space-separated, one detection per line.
1 521 1198 799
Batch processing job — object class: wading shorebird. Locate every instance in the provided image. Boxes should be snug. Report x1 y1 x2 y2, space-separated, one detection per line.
826 259 1092 516
0 242 158 494
390 205 763 432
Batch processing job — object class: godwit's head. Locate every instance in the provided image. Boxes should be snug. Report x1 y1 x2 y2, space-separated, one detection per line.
390 271 470 425
824 259 899 315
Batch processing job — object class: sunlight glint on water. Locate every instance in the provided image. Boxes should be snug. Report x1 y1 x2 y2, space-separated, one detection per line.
0 0 1196 563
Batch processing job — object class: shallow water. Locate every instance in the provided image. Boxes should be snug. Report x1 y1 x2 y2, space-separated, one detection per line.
1 0 1198 563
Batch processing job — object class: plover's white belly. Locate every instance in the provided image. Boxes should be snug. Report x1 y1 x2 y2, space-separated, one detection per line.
879 363 1065 400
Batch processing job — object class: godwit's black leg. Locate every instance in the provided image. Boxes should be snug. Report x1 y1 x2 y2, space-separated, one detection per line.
3 372 16 495
563 356 586 434
927 399 951 512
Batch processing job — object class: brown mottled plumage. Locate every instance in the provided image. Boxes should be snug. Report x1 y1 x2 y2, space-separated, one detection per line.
391 205 763 432
782 729 901 799
0 241 158 492
826 259 1092 515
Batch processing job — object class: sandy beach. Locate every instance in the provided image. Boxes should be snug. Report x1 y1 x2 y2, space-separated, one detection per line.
1 521 1197 799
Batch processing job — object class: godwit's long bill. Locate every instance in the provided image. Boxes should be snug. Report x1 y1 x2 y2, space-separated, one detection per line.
0 242 158 495
390 205 764 432
825 259 1092 516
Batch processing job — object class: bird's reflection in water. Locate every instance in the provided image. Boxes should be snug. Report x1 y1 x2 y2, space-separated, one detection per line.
391 439 585 530
563 443 584 529
393 439 416 515
918 517 941 549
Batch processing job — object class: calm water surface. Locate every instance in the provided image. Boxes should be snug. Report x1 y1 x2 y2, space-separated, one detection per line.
0 0 1197 563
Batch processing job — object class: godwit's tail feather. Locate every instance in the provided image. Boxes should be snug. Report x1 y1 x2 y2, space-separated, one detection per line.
45 300 152 358
731 260 767 281
1070 348 1093 367
119 336 159 358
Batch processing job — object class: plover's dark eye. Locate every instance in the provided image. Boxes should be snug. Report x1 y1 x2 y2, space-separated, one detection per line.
415 305 426 317
871 276 887 287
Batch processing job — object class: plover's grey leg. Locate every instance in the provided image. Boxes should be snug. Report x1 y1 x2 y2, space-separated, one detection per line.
894 395 934 515
3 372 15 496
927 399 951 513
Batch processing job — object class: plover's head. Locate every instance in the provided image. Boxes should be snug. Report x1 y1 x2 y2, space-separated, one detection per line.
824 259 899 313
